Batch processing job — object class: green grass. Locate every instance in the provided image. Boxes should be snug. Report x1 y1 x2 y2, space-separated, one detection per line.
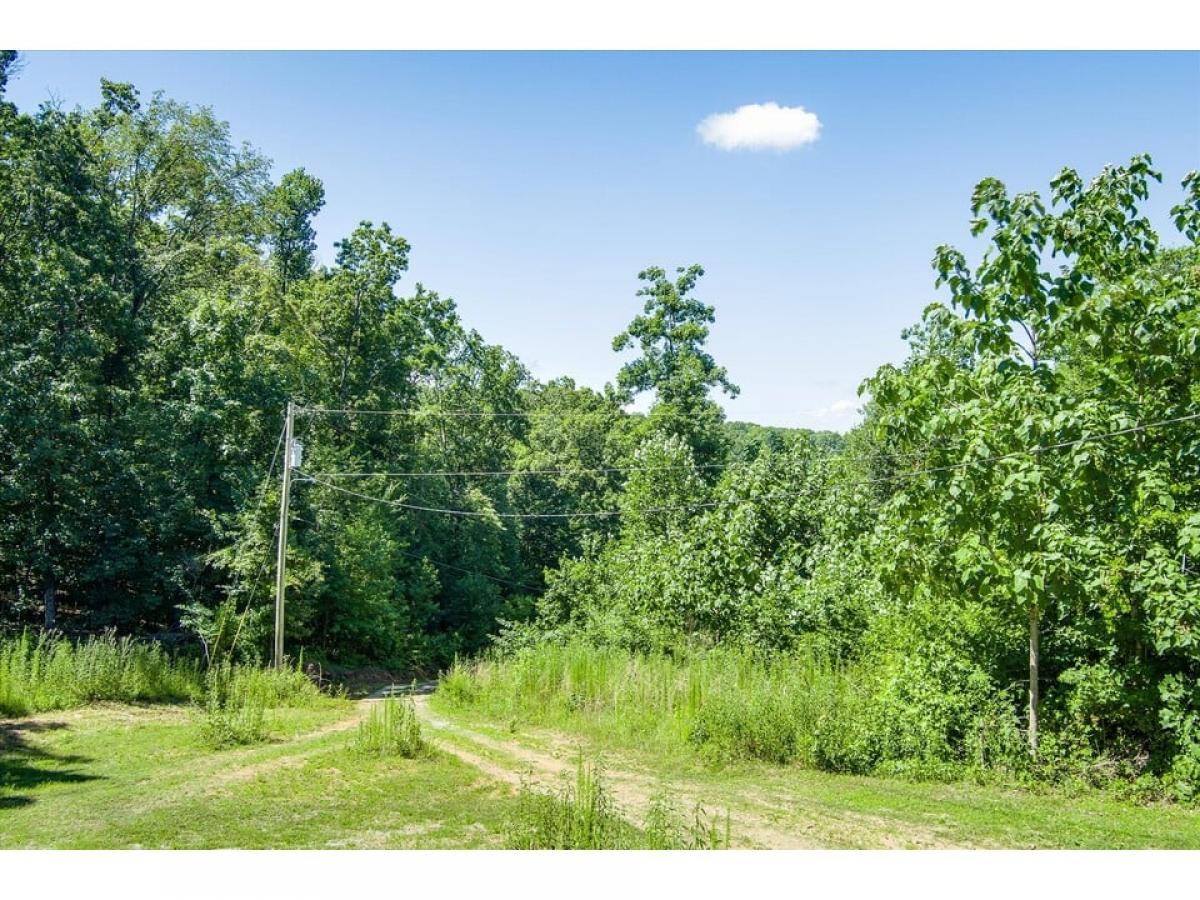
426 693 1200 849
4 687 1197 848
437 642 888 767
0 700 516 848
5 633 1195 849
198 660 327 748
0 631 203 717
431 642 1200 847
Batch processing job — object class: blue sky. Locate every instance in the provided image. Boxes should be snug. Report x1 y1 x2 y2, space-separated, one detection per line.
8 52 1198 429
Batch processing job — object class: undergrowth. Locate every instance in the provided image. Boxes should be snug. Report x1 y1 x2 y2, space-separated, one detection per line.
198 659 325 748
0 630 202 717
435 642 1041 785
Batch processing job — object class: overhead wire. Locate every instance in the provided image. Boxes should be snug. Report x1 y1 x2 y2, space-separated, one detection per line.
277 409 1200 598
301 461 732 479
298 405 559 419
293 410 1200 520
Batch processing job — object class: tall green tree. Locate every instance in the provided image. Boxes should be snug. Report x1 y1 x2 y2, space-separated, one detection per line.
0 60 128 625
866 157 1200 758
263 168 325 295
613 265 738 466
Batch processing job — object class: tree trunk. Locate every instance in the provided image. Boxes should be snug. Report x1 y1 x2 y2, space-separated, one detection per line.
43 571 57 629
1028 604 1040 756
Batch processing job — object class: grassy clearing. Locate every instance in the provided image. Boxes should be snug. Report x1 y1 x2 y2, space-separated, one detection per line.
0 631 203 717
432 642 1200 846
437 642 888 767
4 686 1196 849
436 642 1130 786
0 629 337 749
5 629 1193 849
0 699 518 848
424 693 1200 849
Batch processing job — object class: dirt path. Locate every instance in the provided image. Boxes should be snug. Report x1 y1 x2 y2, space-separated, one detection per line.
191 685 966 847
401 692 961 849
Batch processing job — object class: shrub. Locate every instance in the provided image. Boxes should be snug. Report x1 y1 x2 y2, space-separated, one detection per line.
689 690 802 765
642 794 731 850
1164 744 1200 804
809 682 880 775
198 662 269 748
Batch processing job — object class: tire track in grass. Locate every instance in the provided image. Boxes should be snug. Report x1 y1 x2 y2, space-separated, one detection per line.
410 694 841 848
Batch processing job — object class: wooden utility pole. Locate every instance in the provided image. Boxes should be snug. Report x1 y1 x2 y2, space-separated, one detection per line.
273 401 296 668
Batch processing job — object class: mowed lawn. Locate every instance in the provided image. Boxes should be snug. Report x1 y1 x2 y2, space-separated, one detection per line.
0 700 516 849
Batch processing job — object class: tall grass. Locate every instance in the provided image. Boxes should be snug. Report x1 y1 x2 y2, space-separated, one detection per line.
198 659 325 748
504 755 730 849
0 630 203 717
352 695 426 757
437 642 1023 777
437 643 851 765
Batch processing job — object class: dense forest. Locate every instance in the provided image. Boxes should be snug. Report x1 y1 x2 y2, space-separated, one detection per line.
2 52 1199 795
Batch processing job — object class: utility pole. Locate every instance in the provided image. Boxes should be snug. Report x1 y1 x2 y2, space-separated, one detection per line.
274 400 296 668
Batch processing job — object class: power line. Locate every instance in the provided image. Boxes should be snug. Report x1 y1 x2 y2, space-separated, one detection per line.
276 444 921 483
298 405 554 419
297 443 946 482
300 462 732 479
294 410 1200 520
298 474 633 517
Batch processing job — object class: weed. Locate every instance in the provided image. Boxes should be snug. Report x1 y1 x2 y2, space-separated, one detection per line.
0 630 202 716
504 754 730 849
436 642 1051 783
198 660 324 748
352 695 426 757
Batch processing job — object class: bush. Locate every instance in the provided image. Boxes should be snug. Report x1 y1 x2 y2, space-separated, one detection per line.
809 678 881 775
352 695 426 757
198 662 269 747
1165 745 1200 803
689 690 803 765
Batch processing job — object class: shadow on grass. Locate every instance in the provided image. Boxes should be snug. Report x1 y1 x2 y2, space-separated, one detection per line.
0 720 103 809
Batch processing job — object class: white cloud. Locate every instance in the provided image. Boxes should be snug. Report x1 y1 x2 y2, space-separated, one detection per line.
697 102 822 152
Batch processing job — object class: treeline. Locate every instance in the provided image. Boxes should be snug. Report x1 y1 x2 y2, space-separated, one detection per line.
0 55 825 666
3 53 1200 794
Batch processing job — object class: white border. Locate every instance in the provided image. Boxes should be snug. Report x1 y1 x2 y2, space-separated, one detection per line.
3 6 1198 892
3 1 1199 50
1 850 1197 898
